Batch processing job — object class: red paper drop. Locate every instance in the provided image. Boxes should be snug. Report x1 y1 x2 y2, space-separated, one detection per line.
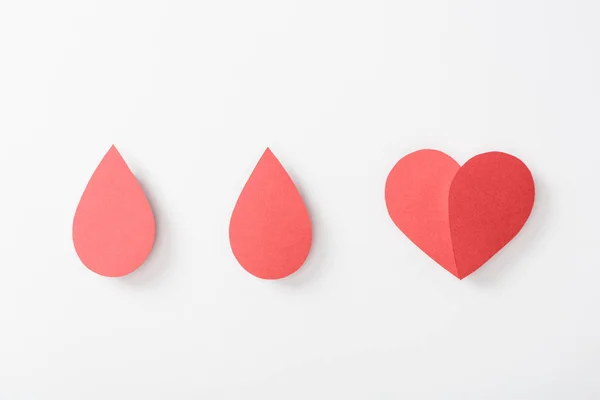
229 148 312 279
73 146 156 277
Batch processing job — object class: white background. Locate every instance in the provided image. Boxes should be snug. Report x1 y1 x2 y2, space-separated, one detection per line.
0 0 599 398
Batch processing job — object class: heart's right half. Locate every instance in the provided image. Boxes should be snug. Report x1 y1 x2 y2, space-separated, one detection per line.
385 149 535 279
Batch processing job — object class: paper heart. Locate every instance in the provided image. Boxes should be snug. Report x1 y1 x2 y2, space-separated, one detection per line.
385 150 535 279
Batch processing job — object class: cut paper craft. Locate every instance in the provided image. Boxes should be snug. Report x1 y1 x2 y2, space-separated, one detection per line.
229 148 312 279
73 146 155 277
385 150 534 279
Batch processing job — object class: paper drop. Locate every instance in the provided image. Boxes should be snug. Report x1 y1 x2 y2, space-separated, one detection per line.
73 145 155 277
229 148 312 279
385 150 534 279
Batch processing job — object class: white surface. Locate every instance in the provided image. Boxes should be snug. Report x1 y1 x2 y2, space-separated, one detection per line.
0 0 599 398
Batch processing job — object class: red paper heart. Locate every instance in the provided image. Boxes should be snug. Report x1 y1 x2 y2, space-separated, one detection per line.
385 150 534 279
